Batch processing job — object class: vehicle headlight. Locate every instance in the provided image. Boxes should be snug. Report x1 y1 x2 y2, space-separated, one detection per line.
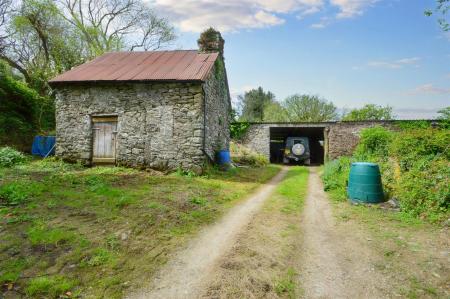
284 149 290 155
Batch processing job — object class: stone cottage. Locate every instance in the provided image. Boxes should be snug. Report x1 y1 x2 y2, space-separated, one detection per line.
49 30 231 173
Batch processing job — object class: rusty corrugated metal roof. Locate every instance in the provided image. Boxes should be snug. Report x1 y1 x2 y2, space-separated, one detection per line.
49 50 219 83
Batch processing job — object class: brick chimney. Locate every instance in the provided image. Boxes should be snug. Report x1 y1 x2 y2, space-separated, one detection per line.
197 28 224 58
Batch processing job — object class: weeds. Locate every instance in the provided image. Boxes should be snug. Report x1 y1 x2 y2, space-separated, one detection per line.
0 147 27 167
274 268 297 298
85 248 115 267
0 181 41 206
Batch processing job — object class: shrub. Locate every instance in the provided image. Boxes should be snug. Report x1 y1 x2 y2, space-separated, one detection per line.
390 129 449 171
230 142 269 167
321 157 352 201
354 126 393 159
395 157 449 222
230 122 250 140
0 147 27 167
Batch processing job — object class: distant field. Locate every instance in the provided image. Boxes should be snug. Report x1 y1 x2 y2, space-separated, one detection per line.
0 159 280 298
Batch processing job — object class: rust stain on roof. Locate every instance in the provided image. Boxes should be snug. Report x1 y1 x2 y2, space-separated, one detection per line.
50 50 219 83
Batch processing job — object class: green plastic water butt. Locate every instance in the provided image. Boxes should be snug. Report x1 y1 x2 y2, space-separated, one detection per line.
347 162 384 203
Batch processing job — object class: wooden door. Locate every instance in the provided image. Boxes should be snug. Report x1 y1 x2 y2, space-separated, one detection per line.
92 117 118 163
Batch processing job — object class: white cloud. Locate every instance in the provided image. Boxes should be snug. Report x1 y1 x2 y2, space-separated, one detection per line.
330 0 379 19
150 0 325 32
367 57 421 69
409 84 450 95
149 0 381 32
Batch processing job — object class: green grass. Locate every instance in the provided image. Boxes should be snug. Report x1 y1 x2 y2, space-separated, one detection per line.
0 159 281 298
276 166 309 214
0 258 28 284
274 267 297 298
27 223 76 247
268 167 308 298
26 275 76 297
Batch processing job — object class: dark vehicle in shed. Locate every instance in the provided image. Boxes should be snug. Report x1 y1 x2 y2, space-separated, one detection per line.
283 137 311 165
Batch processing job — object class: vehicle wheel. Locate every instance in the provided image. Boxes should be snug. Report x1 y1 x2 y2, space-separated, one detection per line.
304 159 311 165
283 157 290 164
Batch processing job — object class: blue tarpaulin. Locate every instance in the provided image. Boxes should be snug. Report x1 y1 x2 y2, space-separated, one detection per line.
31 136 56 157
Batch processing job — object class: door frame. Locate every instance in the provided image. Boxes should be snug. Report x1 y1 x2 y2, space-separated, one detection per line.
91 115 118 164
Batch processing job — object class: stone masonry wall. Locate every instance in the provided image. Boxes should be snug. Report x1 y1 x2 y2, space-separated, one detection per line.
240 121 398 161
54 82 206 172
241 124 271 159
327 121 395 159
202 61 231 161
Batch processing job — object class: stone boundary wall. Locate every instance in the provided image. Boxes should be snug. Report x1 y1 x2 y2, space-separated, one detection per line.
327 121 395 159
240 121 401 161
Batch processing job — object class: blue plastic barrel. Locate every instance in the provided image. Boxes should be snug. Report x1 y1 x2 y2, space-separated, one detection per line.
347 162 384 203
216 150 231 165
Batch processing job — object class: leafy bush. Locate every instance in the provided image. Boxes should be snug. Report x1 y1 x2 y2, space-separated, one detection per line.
230 141 268 167
390 129 449 171
0 146 27 167
230 122 250 140
354 126 393 159
395 158 449 222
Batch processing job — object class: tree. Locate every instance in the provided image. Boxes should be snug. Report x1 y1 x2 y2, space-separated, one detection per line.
0 60 42 149
58 0 176 56
342 104 394 121
239 87 276 122
282 94 337 122
0 0 12 52
1 0 86 93
425 0 449 31
263 101 289 122
0 0 175 93
437 106 450 120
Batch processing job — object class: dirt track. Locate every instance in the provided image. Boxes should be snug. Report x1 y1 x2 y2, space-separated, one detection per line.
127 167 288 299
128 167 449 298
300 167 390 298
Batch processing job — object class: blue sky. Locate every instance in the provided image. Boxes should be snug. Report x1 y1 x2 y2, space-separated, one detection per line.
152 0 450 119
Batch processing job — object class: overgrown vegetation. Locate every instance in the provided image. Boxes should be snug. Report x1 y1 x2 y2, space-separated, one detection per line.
0 62 51 150
230 141 269 167
342 104 393 121
0 147 27 167
0 158 279 297
322 126 449 223
230 121 250 139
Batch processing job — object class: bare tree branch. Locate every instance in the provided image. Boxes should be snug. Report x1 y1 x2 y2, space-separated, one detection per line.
57 0 175 55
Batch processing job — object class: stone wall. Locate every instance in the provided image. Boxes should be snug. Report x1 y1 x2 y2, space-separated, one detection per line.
327 121 395 159
240 121 398 161
241 124 270 158
202 61 231 160
54 82 207 172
